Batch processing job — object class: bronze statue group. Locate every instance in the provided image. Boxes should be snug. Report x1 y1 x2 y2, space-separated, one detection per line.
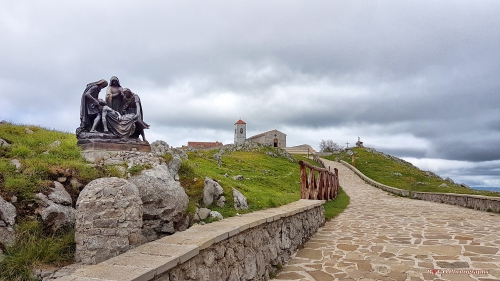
77 76 149 141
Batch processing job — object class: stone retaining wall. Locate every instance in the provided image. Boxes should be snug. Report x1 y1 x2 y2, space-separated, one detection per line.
411 191 500 212
55 199 325 281
340 160 500 212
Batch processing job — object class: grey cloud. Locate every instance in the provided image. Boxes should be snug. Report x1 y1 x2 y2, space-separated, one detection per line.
2 0 500 185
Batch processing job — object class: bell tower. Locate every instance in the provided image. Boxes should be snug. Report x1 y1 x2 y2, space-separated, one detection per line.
234 118 246 144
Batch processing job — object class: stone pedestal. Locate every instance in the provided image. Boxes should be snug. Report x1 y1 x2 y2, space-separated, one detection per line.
77 132 151 152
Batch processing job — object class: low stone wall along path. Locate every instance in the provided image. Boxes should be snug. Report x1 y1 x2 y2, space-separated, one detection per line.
274 159 500 281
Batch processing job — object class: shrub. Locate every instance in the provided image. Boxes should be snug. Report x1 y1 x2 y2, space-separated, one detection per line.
161 153 174 164
178 161 195 178
128 164 151 176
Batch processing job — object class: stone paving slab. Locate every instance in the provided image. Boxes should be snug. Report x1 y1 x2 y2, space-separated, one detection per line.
274 159 500 281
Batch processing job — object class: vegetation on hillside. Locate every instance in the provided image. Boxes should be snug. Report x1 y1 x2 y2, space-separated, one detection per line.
324 147 500 197
0 123 122 280
0 123 350 280
181 147 302 218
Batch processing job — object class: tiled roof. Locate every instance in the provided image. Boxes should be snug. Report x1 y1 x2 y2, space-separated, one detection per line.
234 119 246 125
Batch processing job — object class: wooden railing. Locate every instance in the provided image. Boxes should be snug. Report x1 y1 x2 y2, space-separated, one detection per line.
299 160 339 200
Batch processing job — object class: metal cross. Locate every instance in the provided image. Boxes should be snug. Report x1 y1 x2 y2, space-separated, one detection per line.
346 141 350 148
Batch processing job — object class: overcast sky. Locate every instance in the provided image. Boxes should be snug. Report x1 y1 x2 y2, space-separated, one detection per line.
1 1 500 187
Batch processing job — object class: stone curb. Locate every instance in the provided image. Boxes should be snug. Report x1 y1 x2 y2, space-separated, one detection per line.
54 199 325 281
339 160 500 212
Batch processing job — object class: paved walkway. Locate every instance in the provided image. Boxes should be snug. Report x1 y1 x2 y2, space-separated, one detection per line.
273 159 500 281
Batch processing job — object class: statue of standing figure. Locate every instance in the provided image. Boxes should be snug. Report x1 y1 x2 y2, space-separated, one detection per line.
76 77 149 141
78 79 109 134
105 76 123 113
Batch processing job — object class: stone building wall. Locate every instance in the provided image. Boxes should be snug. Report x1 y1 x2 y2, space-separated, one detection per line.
248 130 287 148
234 120 246 145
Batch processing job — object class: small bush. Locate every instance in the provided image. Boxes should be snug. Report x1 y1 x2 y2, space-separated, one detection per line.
161 153 174 164
178 161 195 178
128 164 151 176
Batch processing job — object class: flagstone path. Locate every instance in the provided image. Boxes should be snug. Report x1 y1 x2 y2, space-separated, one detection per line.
273 159 500 281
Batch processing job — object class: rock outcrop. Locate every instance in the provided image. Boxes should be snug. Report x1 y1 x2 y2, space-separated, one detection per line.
167 154 182 181
129 165 189 241
0 195 16 248
75 177 144 265
203 177 224 206
0 138 10 147
35 181 76 232
232 188 249 210
81 150 162 169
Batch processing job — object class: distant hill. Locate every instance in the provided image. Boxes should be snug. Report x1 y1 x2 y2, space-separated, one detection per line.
323 147 500 197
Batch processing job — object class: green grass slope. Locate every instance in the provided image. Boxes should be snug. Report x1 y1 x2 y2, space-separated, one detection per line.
179 148 349 220
324 147 500 197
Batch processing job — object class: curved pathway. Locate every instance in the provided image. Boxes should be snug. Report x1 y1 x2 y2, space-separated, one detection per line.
273 159 500 281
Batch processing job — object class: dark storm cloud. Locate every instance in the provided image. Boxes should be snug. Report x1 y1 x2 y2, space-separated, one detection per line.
1 1 500 185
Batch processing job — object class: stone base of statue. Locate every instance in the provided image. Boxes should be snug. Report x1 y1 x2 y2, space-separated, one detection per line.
77 132 151 152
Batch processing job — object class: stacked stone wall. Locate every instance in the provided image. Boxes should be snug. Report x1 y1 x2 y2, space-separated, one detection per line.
162 206 324 281
54 200 325 281
412 192 500 212
340 160 500 213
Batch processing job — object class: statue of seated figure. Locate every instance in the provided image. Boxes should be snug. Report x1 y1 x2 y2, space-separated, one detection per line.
98 99 138 139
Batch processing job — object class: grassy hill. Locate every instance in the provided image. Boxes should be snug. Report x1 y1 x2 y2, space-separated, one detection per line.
0 123 348 280
180 147 349 220
323 147 500 197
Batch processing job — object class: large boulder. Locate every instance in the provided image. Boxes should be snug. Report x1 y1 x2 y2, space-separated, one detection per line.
168 154 183 181
75 177 144 265
171 147 188 159
35 181 75 232
151 140 170 156
0 195 16 248
203 177 224 206
129 165 189 241
232 188 249 210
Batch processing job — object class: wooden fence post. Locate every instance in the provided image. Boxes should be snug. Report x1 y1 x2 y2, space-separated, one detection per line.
298 159 339 201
